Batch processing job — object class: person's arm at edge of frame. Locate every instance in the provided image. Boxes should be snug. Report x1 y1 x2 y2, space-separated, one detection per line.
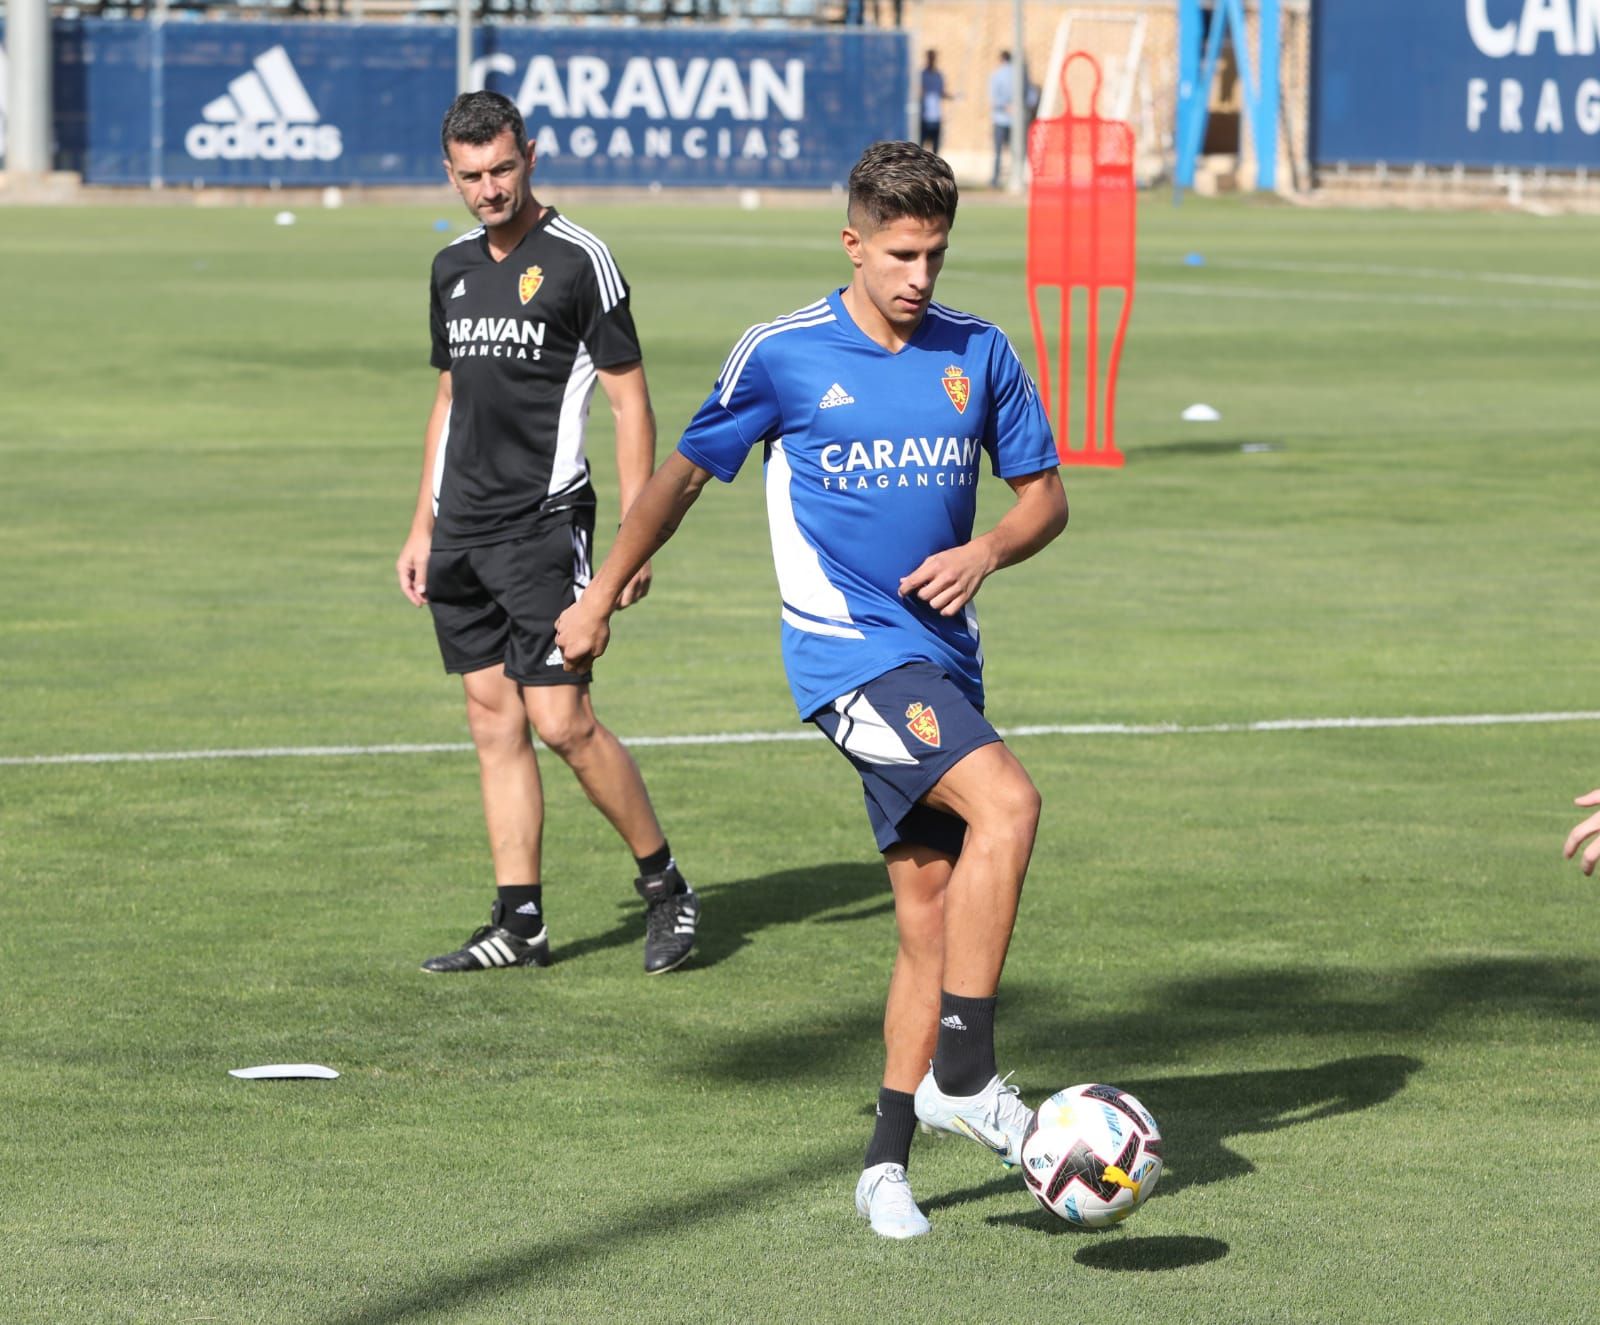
897 467 1068 617
396 369 453 606
555 450 715 670
1564 788 1600 875
597 360 658 609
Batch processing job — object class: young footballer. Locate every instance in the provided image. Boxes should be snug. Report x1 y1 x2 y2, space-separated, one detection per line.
396 92 698 977
555 141 1067 1237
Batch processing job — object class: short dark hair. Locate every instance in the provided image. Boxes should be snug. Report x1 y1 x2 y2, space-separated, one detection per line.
846 141 959 232
440 91 527 157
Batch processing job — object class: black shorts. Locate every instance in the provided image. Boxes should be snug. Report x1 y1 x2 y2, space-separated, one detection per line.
426 512 593 686
811 661 1001 857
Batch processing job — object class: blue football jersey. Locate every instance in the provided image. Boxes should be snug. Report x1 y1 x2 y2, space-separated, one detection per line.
677 287 1058 718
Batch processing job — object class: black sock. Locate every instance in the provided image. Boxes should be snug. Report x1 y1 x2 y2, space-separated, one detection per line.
863 1087 918 1171
931 991 997 1097
495 884 544 939
636 844 688 896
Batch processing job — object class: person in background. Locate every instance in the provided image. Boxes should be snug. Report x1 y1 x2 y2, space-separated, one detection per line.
396 92 700 979
988 50 1016 187
919 50 952 156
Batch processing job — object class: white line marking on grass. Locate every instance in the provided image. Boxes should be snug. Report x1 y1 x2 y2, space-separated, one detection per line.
1141 280 1600 315
1175 257 1600 295
1005 711 1600 736
645 235 1600 297
5 711 1599 768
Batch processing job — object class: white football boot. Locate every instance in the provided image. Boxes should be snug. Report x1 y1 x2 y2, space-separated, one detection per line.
913 1070 1034 1168
854 1163 932 1239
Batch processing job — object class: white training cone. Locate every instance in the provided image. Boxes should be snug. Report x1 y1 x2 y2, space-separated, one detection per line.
274 211 297 226
229 1064 339 1080
1181 403 1221 422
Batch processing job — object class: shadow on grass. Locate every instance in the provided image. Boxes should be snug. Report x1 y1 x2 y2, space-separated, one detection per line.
686 955 1599 1088
1075 1236 1230 1270
318 1144 859 1325
553 860 893 971
986 1201 1233 1272
1128 437 1284 460
1008 957 1600 1070
928 1054 1416 1249
1117 1054 1421 1197
328 958 1594 1320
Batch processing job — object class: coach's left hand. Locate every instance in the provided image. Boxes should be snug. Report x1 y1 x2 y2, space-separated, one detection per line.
618 560 653 609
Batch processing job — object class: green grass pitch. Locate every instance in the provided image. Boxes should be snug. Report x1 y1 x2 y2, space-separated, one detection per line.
2 194 1599 1323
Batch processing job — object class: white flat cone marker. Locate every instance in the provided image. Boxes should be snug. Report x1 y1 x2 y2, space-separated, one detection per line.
1182 403 1221 422
229 1064 339 1080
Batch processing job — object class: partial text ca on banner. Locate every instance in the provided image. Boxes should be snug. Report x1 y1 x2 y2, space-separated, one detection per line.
1313 0 1600 169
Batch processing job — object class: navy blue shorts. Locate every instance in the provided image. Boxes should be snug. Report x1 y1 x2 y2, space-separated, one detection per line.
810 661 1001 856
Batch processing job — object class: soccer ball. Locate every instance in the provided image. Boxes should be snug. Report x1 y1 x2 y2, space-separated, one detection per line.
1019 1083 1163 1228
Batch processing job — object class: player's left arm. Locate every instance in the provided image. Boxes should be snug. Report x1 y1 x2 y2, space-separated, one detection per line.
596 361 657 609
898 468 1068 616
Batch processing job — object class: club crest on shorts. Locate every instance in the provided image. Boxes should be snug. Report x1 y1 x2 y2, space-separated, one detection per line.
905 701 941 748
941 365 971 414
517 265 545 305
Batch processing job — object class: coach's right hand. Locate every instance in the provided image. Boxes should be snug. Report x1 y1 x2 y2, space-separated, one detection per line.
396 530 432 606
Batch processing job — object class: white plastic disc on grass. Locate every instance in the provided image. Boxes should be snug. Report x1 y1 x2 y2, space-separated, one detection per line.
229 1064 339 1080
1181 403 1221 422
273 211 297 226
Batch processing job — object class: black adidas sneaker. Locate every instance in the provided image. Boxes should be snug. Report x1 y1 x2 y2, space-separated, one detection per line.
635 862 699 975
420 899 551 973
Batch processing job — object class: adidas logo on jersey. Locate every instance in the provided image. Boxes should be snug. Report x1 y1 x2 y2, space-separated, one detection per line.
818 383 856 409
184 46 344 163
451 279 467 299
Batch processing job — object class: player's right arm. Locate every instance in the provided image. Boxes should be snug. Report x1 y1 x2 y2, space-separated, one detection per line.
396 369 452 606
554 451 714 669
557 330 778 668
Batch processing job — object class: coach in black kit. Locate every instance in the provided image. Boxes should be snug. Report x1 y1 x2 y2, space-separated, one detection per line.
396 91 698 976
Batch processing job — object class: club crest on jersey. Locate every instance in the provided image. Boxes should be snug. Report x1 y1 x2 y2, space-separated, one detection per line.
941 365 971 414
905 702 941 748
518 266 545 305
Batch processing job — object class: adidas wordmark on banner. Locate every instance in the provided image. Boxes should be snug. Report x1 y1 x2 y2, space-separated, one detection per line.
185 45 343 163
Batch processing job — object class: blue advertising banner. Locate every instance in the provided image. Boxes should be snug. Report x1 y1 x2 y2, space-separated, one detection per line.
13 19 906 187
1313 0 1600 169
474 26 904 187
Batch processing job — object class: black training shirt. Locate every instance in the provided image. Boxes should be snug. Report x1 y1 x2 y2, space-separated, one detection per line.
427 207 643 548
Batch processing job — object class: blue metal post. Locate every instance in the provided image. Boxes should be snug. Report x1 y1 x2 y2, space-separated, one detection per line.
1255 0 1280 191
1174 0 1202 191
1174 0 1282 195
